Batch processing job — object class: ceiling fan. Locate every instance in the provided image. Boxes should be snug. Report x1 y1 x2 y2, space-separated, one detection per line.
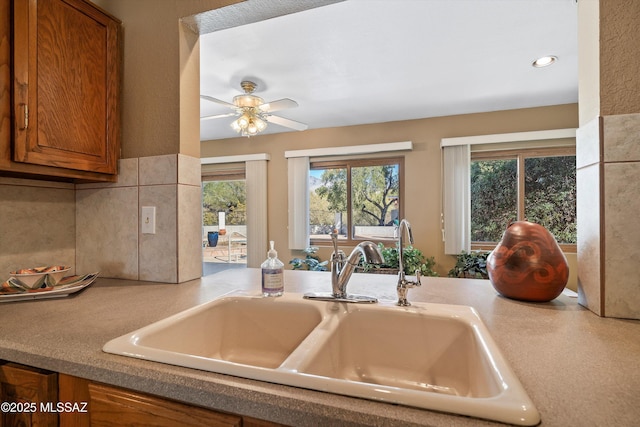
200 80 308 137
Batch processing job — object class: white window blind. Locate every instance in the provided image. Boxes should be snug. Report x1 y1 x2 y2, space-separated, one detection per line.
442 145 470 255
440 129 575 254
246 160 268 267
287 156 310 250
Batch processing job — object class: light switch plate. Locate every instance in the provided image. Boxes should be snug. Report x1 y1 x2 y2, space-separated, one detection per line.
141 206 156 234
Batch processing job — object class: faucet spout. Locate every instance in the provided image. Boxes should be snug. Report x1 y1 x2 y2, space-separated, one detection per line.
303 231 384 304
397 219 414 283
396 219 422 306
332 241 384 298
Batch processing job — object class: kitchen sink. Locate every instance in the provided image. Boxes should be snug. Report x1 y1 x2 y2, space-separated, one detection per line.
104 292 540 426
127 295 323 369
297 306 501 398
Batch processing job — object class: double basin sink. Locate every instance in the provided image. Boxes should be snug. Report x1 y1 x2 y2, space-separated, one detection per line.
103 292 540 426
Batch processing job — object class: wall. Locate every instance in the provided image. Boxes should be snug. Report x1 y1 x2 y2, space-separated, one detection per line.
92 0 242 159
0 178 75 276
0 158 203 285
0 1 582 288
1 1 218 284
201 103 579 288
598 0 640 118
576 0 640 319
75 155 202 283
74 0 246 282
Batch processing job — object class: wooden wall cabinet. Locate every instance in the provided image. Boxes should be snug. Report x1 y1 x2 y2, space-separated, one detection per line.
0 0 121 182
0 362 58 427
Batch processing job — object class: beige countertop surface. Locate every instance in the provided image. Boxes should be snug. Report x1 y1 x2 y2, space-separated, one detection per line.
1 268 639 426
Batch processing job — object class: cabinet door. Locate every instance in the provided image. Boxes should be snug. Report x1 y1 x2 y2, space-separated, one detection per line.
87 382 242 427
13 0 120 174
0 362 58 427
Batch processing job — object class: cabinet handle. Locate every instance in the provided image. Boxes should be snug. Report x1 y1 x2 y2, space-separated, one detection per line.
19 104 29 130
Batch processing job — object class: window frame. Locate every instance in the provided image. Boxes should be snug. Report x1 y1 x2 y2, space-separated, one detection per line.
201 170 247 228
470 146 576 253
202 168 246 182
309 156 405 247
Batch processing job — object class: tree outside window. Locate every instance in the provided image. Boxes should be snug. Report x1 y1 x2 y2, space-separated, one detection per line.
470 148 576 249
523 156 576 244
202 179 246 227
470 158 517 242
310 158 402 243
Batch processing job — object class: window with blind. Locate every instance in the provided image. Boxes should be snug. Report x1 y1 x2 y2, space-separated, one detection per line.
309 157 404 245
470 147 576 251
440 128 576 254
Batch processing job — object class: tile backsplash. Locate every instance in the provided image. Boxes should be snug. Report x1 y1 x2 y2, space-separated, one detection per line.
77 154 202 283
577 112 640 320
0 154 202 284
0 178 76 277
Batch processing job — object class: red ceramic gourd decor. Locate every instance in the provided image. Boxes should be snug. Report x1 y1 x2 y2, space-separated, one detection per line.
487 221 569 302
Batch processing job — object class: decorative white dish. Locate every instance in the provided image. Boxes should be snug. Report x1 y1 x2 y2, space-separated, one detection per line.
9 265 71 289
0 272 99 302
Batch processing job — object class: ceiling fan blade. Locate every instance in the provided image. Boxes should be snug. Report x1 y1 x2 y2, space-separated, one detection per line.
266 115 308 131
200 95 236 109
200 112 237 121
260 98 298 113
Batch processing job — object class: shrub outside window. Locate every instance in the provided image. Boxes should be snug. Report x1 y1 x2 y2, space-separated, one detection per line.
470 147 576 251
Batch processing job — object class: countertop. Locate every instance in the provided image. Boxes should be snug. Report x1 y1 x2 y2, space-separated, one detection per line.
1 269 639 426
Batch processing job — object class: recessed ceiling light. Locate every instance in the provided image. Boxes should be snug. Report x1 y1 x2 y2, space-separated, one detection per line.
532 56 558 68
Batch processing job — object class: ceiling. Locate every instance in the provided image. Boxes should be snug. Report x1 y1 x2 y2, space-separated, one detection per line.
199 0 578 141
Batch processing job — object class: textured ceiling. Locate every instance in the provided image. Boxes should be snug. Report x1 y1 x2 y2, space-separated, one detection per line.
199 0 578 141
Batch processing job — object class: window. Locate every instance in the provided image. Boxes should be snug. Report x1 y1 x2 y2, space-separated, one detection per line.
202 171 247 230
470 147 576 250
201 155 269 266
441 128 576 255
309 157 403 244
202 169 248 271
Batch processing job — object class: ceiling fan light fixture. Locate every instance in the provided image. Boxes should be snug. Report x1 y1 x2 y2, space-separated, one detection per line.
234 94 264 108
230 107 268 137
237 113 250 128
201 80 306 137
230 119 242 132
255 117 267 131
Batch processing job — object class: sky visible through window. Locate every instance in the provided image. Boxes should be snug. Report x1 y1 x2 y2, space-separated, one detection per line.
309 169 323 179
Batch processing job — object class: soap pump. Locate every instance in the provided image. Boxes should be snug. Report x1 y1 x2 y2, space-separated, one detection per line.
261 241 284 297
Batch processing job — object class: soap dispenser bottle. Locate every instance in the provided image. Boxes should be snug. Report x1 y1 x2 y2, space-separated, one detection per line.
261 241 284 297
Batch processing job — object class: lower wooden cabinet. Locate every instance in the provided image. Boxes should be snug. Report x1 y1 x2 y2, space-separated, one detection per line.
88 382 241 427
0 362 58 427
58 374 286 427
0 364 286 427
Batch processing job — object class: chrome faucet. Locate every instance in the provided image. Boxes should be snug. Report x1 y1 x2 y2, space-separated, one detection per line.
304 231 384 303
396 219 422 306
330 231 385 299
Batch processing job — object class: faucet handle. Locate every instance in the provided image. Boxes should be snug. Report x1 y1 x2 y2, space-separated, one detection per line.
329 230 346 262
330 229 340 253
397 269 422 307
331 249 346 263
404 269 422 288
412 269 422 286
